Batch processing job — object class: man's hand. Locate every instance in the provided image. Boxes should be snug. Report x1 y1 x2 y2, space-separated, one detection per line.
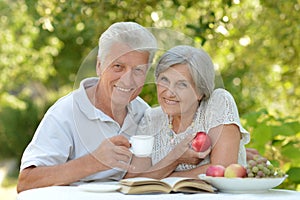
92 135 133 171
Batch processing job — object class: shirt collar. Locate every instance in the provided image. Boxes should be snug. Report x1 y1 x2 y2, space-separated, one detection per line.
74 77 138 121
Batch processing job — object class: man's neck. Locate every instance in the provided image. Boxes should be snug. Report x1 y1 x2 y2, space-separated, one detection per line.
86 85 127 126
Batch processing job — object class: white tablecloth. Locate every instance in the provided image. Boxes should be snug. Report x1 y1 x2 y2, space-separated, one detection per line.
17 185 300 200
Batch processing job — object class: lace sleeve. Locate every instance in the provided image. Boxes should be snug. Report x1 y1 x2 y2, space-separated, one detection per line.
204 88 250 145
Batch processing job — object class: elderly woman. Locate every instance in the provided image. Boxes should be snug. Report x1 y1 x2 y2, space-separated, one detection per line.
126 45 250 179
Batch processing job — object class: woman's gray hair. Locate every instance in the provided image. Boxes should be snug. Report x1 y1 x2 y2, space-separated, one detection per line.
155 45 215 100
98 22 157 71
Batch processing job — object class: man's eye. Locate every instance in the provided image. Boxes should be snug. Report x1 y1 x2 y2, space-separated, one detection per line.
113 64 123 71
133 67 146 75
133 66 147 76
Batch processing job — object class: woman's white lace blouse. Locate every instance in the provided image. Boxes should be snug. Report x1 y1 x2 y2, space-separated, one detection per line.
137 88 250 171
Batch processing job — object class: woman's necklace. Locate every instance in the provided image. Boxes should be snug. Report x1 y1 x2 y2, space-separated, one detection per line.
167 110 198 145
167 116 175 144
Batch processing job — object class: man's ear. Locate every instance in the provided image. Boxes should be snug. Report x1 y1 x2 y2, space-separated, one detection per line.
96 59 101 76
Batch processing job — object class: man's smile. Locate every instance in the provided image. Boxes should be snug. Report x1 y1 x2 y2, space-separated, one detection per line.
114 85 134 92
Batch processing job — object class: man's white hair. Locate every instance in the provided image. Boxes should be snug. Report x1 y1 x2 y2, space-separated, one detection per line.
98 22 157 71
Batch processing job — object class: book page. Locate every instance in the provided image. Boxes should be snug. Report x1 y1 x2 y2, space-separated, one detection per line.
119 177 215 194
173 179 216 193
160 177 193 188
120 177 170 187
119 184 171 194
122 177 157 182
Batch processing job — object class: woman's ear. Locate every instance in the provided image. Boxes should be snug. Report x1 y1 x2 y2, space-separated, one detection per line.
197 94 204 102
96 59 101 76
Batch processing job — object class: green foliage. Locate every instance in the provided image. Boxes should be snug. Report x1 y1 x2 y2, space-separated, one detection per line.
242 109 300 189
0 0 61 90
0 98 40 159
287 168 300 183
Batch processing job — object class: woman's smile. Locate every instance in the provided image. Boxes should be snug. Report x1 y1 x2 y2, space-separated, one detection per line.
163 98 179 105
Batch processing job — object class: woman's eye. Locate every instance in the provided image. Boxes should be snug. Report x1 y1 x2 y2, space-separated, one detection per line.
161 76 168 82
177 82 188 89
157 76 169 86
159 76 168 83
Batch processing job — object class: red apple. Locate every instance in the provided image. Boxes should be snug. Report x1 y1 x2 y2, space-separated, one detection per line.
224 163 247 178
191 132 211 152
206 165 225 177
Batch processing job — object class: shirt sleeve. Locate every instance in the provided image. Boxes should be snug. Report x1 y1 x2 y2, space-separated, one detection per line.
137 106 164 135
20 111 73 171
204 88 250 145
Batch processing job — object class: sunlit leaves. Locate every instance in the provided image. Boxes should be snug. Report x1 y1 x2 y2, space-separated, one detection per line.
0 0 62 92
287 167 300 183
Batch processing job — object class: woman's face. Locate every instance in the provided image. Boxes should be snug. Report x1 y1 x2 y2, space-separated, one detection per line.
156 64 202 117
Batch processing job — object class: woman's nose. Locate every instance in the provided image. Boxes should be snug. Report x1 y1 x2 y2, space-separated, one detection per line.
165 86 176 97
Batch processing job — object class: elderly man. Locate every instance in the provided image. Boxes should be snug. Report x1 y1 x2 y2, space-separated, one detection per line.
17 22 157 193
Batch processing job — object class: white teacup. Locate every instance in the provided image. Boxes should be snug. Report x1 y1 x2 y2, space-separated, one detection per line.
130 135 154 157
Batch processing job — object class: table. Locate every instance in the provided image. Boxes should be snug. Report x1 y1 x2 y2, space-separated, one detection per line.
17 184 300 200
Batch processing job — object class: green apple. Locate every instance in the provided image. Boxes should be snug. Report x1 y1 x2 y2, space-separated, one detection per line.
224 163 247 178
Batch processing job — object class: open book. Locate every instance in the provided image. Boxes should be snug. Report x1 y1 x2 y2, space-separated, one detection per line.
119 177 217 194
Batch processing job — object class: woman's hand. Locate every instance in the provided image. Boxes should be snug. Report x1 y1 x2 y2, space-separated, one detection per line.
171 134 211 165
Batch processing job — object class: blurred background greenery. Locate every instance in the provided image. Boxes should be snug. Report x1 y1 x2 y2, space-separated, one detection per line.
0 0 299 191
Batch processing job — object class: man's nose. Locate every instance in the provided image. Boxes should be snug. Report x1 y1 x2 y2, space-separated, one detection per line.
120 69 134 84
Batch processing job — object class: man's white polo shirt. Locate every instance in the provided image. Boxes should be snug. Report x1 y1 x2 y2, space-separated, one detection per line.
20 77 150 182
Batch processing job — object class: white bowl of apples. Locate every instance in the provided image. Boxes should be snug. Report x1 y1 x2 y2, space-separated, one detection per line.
198 156 288 193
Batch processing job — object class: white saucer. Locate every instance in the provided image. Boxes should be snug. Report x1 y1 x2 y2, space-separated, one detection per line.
78 184 121 192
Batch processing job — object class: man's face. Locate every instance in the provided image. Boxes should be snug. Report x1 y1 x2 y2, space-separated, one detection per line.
97 44 150 107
